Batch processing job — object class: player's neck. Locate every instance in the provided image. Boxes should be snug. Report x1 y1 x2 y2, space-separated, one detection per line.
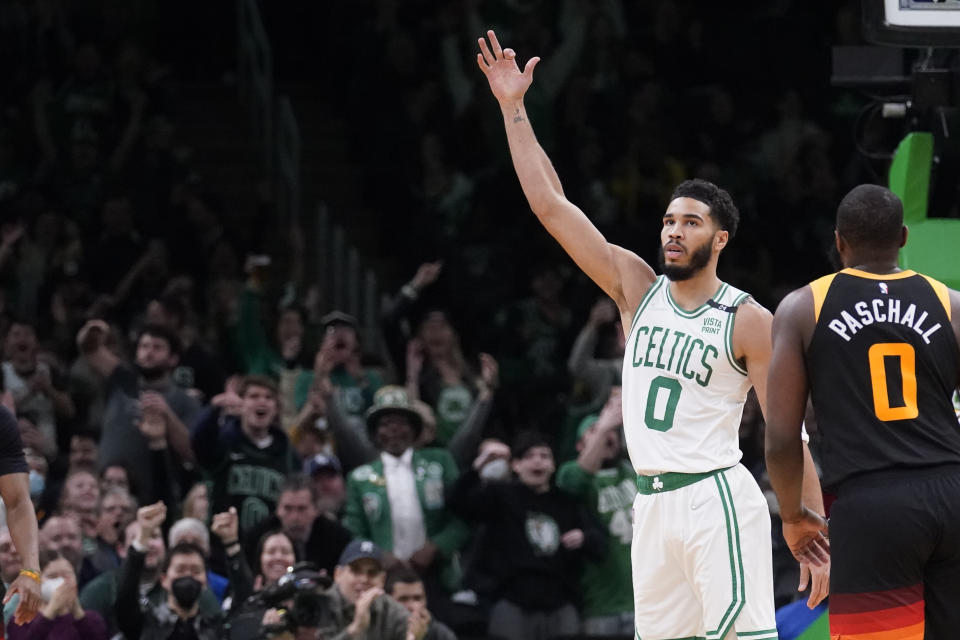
841 247 901 274
666 270 723 311
844 260 902 275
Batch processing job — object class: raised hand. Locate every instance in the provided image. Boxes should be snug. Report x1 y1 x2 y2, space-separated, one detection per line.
476 30 540 105
211 388 243 416
472 440 511 471
76 319 110 353
211 507 239 545
478 353 499 391
406 606 431 640
596 386 623 430
348 587 383 636
410 261 443 292
136 501 167 547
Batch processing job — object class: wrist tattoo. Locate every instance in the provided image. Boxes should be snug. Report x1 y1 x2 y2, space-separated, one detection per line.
513 108 525 124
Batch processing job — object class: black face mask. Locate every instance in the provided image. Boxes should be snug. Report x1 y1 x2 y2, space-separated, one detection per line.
171 576 203 610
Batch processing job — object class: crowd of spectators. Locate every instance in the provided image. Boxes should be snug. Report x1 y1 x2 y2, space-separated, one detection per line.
0 0 905 638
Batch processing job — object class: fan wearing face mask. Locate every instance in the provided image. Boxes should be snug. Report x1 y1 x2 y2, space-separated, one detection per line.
6 549 107 639
115 501 225 640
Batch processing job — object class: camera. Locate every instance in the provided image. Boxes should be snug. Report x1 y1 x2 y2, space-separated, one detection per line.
253 562 332 638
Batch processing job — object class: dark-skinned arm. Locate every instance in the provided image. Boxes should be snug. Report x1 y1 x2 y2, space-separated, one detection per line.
763 290 813 521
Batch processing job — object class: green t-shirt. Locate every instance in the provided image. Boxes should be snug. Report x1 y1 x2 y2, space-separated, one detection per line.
294 367 384 418
556 459 636 617
433 383 473 446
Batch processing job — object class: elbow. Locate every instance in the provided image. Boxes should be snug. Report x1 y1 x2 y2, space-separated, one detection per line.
763 425 796 459
529 199 559 221
527 188 565 220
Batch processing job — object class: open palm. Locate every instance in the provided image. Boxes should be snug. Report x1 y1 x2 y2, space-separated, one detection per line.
476 30 540 103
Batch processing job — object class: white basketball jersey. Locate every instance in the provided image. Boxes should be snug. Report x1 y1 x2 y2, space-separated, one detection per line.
621 276 753 474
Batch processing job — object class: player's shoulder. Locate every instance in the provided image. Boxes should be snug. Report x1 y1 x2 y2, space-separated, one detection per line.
735 295 773 321
612 245 658 313
773 284 815 319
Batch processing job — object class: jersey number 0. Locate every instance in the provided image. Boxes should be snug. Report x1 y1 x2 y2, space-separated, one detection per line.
645 376 682 431
867 342 918 421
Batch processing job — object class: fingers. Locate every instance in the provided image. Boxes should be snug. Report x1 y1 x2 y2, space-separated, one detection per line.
488 30 503 58
808 564 830 609
478 36 495 66
523 56 541 77
793 535 830 567
798 563 809 592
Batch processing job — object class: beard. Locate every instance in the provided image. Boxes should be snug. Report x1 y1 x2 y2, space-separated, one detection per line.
657 240 713 281
136 364 168 382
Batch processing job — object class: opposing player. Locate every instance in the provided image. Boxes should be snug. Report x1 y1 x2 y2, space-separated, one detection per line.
476 30 826 640
766 184 960 638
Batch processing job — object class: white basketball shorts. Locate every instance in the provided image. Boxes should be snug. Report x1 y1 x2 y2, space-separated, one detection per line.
631 463 777 640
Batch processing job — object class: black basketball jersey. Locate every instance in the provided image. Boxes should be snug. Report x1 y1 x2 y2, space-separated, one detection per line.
806 268 960 491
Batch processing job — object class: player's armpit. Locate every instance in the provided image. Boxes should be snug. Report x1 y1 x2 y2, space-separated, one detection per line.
732 298 774 418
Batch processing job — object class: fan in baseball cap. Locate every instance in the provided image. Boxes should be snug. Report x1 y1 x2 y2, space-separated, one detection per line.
334 540 387 604
305 453 343 476
337 540 384 568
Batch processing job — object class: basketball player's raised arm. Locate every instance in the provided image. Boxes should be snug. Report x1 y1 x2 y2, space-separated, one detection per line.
476 31 655 310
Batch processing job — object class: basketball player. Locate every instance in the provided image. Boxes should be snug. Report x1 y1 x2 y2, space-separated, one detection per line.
766 184 960 638
476 30 827 640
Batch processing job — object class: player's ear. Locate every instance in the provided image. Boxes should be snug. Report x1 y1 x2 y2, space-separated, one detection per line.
714 230 729 251
899 225 908 248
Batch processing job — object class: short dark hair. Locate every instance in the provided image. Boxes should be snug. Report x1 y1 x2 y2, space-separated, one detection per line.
280 473 320 504
3 316 35 337
836 184 904 250
161 542 207 574
72 428 100 445
239 374 278 397
670 179 740 240
279 305 307 325
39 549 67 572
511 431 554 460
385 566 422 595
138 323 181 356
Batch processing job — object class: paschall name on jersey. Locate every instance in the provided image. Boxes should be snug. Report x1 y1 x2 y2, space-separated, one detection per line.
828 298 942 344
632 325 719 388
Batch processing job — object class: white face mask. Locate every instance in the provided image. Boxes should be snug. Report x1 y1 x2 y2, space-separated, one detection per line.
479 457 510 481
41 576 64 601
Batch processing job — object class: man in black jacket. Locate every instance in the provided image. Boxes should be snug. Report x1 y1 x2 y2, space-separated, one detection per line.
190 375 299 537
449 432 606 640
116 501 224 640
243 473 352 577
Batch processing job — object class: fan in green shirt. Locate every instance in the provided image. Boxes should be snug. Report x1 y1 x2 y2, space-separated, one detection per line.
555 388 635 636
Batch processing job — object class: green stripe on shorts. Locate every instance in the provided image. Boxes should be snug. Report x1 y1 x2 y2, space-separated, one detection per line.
706 471 745 640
